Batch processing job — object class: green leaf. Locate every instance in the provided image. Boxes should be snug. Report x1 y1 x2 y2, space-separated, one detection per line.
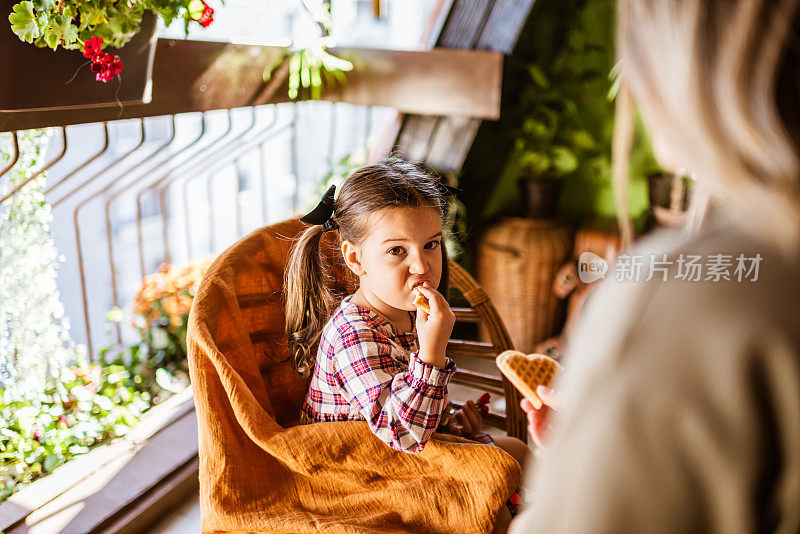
571 130 596 151
300 51 311 89
106 370 130 384
44 15 78 50
93 395 114 412
153 5 179 27
80 4 107 27
551 146 579 175
288 52 301 99
43 453 59 473
262 51 287 82
9 2 41 43
104 3 142 36
188 0 205 19
55 15 80 47
0 429 19 440
310 65 322 100
526 65 549 89
155 368 179 393
68 445 89 455
319 50 353 72
34 0 56 10
42 26 59 49
519 151 551 176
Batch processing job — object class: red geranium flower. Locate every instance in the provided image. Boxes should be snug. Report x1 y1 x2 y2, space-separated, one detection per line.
106 54 124 77
197 3 214 27
91 52 123 82
83 36 103 59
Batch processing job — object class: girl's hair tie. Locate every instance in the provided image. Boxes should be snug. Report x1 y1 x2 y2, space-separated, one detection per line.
439 183 463 198
301 184 338 232
321 217 339 232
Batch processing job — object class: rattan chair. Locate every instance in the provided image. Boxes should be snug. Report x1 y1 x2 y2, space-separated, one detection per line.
188 218 521 532
196 217 525 438
447 260 525 441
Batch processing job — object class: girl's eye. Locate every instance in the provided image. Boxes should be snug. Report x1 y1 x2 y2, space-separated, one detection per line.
387 241 440 256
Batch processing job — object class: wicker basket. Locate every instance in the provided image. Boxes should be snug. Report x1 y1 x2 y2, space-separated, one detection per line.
476 217 572 353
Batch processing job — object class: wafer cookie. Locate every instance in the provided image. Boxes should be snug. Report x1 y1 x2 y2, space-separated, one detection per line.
412 286 431 314
496 350 562 409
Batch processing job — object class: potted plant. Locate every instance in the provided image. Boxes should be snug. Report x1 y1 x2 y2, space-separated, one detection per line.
509 65 597 219
3 0 219 110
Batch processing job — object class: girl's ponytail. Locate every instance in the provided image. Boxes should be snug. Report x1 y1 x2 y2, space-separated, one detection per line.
284 224 336 378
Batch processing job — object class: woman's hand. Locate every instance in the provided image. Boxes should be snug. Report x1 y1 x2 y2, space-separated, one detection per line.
448 400 483 437
414 282 456 368
520 385 561 450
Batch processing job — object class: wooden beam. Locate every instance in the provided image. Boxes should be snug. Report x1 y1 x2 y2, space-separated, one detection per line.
0 40 502 131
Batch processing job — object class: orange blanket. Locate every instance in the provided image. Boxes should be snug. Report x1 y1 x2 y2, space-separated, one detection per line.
187 219 520 533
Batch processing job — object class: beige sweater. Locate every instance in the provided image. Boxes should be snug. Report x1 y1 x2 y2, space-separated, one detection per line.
511 209 800 533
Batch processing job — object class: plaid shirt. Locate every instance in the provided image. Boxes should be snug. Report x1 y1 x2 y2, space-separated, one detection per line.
302 295 494 453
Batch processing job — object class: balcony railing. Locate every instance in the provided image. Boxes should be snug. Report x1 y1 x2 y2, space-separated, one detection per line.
0 102 383 358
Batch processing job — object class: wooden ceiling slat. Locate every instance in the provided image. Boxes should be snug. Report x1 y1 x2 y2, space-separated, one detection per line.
0 41 502 131
477 0 537 53
437 0 494 48
391 0 536 172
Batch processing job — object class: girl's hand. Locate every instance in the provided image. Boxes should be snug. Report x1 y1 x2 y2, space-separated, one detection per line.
414 282 455 368
520 385 561 450
448 400 483 437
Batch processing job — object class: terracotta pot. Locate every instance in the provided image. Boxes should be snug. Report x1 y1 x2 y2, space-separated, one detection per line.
647 173 692 211
0 8 158 111
518 179 563 219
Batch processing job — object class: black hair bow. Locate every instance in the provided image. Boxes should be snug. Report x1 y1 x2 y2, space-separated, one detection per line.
300 184 338 231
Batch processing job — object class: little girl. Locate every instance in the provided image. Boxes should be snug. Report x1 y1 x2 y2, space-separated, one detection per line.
283 157 529 513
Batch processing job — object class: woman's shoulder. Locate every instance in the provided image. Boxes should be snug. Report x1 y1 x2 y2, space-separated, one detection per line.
584 211 799 329
637 212 797 320
557 215 800 429
564 211 800 379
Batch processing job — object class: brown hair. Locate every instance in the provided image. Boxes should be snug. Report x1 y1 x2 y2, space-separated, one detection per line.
283 156 452 378
613 0 800 254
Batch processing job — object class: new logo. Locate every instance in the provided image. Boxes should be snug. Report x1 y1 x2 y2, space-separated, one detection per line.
578 252 608 283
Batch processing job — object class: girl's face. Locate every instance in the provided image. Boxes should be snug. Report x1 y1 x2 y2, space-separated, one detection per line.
342 205 443 313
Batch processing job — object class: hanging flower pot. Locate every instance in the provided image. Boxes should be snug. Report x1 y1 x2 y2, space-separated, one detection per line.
1 1 219 111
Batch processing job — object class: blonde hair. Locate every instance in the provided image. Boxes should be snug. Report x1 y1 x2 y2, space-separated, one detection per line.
283 156 451 378
613 0 800 254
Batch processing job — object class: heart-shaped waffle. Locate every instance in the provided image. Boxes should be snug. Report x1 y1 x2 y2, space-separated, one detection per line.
496 350 562 409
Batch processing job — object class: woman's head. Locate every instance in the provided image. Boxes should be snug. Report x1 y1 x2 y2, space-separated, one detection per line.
284 156 451 377
613 0 800 252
